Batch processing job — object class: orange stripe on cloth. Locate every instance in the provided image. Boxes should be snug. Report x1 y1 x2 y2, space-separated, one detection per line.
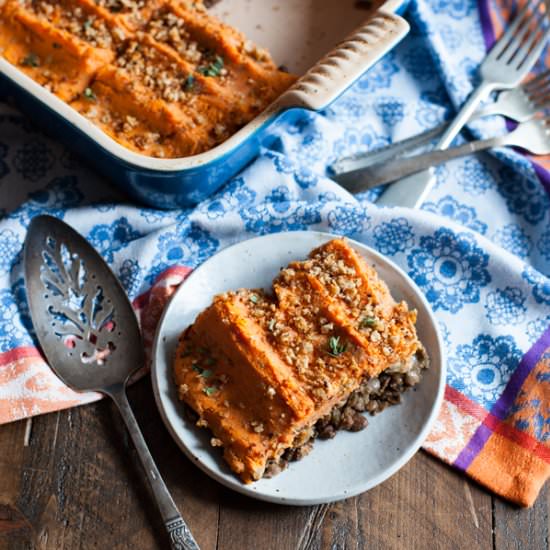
0 355 100 424
467 432 550 507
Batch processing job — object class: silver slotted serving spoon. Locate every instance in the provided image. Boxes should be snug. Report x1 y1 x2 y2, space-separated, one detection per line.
23 215 200 550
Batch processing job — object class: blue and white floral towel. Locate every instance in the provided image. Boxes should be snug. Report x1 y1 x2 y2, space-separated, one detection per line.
1 0 550 506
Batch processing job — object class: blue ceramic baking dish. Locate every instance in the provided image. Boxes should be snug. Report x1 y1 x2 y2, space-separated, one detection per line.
0 0 410 209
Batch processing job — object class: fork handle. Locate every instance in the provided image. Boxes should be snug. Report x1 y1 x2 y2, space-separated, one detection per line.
436 83 495 149
340 134 505 193
376 82 495 208
109 387 201 550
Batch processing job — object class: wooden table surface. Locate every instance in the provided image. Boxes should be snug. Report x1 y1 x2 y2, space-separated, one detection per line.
0 375 547 550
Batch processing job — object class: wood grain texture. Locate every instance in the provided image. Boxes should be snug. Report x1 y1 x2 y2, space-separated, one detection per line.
0 376 547 550
494 482 549 550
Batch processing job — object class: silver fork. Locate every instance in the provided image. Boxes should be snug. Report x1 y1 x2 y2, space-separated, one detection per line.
339 116 550 193
376 0 550 209
331 69 550 177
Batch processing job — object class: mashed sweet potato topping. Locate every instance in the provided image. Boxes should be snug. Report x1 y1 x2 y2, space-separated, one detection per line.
173 239 425 483
0 0 297 158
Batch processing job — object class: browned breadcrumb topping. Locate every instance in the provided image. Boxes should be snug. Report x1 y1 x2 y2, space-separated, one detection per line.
147 8 212 68
1 0 296 158
94 0 146 14
19 0 124 48
115 41 192 102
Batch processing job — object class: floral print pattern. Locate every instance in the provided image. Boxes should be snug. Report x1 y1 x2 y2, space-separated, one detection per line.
88 217 142 263
356 52 399 92
119 259 142 299
13 140 55 182
241 186 321 235
458 159 494 196
492 224 532 259
449 334 522 408
422 195 487 235
408 228 490 313
498 166 549 225
373 218 415 256
0 229 21 275
147 221 219 284
484 287 526 326
522 267 550 306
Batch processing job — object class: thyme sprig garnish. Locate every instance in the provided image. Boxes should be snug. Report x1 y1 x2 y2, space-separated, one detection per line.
185 74 195 91
192 363 214 377
360 316 378 329
83 87 96 101
327 336 347 357
198 55 224 77
21 53 40 67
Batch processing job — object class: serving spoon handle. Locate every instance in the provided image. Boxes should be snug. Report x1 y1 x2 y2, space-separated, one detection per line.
108 384 200 550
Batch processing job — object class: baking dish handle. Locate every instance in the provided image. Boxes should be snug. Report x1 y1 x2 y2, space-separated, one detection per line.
274 9 410 112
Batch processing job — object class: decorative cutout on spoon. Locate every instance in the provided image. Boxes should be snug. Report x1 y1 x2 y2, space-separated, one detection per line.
39 235 117 366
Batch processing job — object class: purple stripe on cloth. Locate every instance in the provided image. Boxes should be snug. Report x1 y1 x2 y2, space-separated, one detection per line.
533 162 550 197
454 423 493 471
491 324 550 420
477 0 496 49
452 325 550 471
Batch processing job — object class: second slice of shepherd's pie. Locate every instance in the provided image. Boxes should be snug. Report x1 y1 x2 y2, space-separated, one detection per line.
173 238 428 483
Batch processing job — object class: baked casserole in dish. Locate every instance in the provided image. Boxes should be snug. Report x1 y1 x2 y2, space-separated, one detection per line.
0 0 296 157
0 0 410 207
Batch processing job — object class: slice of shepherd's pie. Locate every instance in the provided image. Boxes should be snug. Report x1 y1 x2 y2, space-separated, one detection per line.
173 238 428 483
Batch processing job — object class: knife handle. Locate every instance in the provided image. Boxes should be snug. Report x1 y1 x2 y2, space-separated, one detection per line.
337 134 502 195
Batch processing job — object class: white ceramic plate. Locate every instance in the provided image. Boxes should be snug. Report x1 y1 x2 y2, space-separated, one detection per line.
151 231 446 505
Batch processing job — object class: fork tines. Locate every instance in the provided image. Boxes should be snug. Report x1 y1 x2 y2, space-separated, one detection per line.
493 0 550 69
525 69 550 105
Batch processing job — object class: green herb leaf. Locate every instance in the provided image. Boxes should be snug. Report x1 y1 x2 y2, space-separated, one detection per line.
83 87 96 101
185 74 195 90
360 316 377 329
197 55 225 77
249 294 259 304
328 336 347 357
205 357 216 366
21 53 40 67
200 369 213 378
83 19 93 30
192 364 202 373
203 386 217 396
